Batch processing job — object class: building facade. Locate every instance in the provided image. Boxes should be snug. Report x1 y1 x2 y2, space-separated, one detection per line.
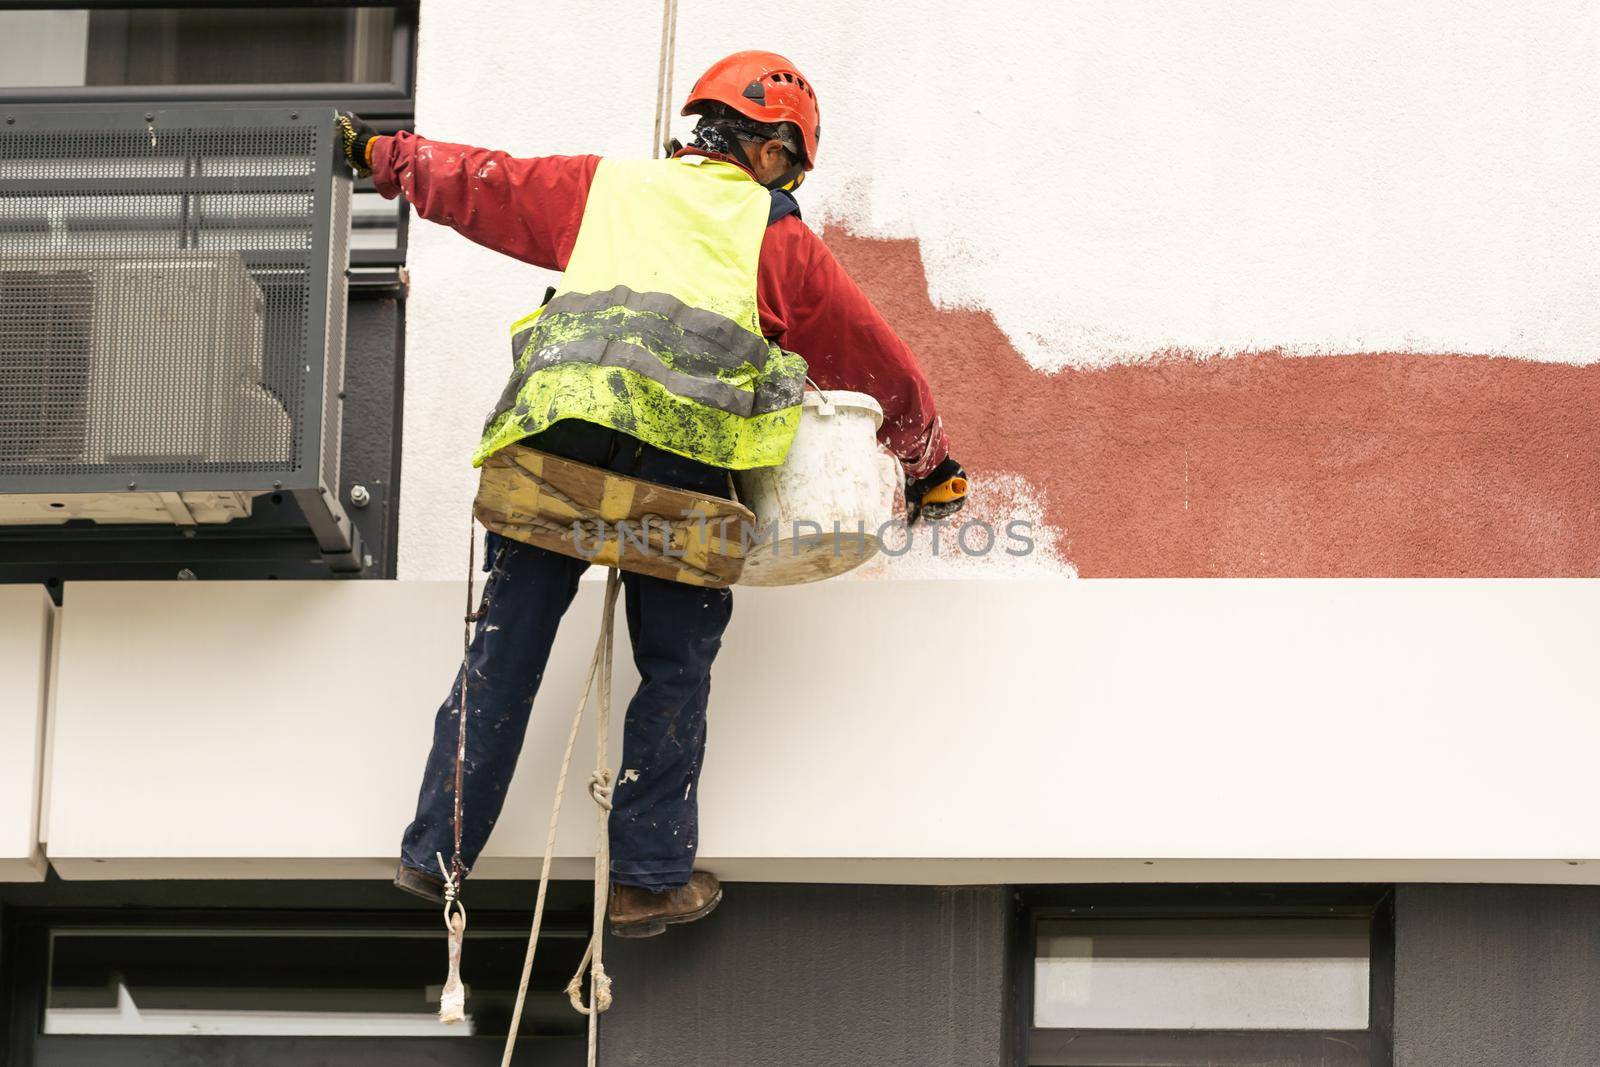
3 2 1599 1065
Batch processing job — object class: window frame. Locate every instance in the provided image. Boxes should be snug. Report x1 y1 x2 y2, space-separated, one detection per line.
1 903 591 1066
1012 885 1395 1067
0 0 418 116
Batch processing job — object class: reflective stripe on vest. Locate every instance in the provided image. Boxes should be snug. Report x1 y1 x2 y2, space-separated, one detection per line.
473 156 808 471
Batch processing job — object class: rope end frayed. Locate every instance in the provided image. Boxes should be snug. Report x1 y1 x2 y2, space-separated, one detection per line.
440 907 468 1024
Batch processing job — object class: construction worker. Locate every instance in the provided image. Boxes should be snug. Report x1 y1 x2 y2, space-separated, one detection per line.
340 51 966 937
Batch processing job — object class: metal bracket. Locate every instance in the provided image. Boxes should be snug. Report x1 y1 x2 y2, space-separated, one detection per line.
293 480 364 573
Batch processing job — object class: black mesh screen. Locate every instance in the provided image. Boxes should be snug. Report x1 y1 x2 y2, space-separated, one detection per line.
0 115 344 484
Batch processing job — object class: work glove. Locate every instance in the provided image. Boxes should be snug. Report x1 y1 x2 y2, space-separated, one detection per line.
335 111 379 178
906 456 968 525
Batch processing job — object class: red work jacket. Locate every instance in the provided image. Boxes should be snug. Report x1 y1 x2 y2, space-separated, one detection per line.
370 132 949 478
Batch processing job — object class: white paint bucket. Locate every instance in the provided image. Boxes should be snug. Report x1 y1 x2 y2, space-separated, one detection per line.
734 390 896 586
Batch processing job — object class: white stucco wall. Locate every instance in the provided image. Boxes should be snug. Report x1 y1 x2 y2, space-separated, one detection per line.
674 0 1600 370
42 579 1600 884
398 1 1600 579
0 585 52 881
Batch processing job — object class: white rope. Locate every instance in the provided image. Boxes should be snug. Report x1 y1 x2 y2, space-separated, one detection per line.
498 3 676 1053
651 0 680 158
499 568 622 1067
436 853 467 1025
568 571 617 1067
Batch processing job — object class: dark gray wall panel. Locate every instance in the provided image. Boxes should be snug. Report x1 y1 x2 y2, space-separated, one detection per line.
1396 885 1600 1066
600 883 1009 1067
339 290 405 577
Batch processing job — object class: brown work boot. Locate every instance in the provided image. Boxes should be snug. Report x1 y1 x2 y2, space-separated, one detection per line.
608 872 722 938
393 861 448 906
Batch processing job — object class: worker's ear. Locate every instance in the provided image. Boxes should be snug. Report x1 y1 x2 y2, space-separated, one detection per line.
762 139 792 172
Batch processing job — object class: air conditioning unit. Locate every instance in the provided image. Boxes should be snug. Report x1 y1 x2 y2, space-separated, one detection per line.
0 106 360 569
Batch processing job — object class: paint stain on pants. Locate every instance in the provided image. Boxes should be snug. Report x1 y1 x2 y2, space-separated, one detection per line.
399 420 732 890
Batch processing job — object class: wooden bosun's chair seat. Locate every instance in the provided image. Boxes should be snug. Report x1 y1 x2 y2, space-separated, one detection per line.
473 443 756 587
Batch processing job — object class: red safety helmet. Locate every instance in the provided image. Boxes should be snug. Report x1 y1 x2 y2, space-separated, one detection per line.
681 50 820 170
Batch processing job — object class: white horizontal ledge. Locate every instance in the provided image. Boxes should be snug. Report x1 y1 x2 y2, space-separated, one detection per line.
43 578 1600 882
45 857 1600 887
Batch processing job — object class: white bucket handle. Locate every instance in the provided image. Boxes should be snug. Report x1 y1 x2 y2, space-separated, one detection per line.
804 376 836 417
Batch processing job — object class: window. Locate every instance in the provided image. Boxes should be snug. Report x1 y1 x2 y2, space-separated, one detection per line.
0 3 416 267
3 907 591 1065
1017 888 1394 1066
0 6 409 100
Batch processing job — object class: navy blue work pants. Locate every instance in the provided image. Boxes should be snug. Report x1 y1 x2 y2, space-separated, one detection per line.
399 420 733 890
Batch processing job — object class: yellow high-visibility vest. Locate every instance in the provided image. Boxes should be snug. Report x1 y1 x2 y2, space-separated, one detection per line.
474 156 808 470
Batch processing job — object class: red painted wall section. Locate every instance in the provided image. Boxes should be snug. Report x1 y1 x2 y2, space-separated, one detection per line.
825 229 1600 578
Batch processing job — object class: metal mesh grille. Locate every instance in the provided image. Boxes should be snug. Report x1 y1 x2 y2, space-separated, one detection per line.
0 269 92 462
0 116 339 485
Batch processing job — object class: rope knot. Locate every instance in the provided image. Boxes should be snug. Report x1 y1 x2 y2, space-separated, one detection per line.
588 769 614 810
435 852 461 905
567 963 614 1015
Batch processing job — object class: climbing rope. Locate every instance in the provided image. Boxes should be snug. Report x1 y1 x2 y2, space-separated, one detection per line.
651 0 680 159
436 513 479 1025
482 0 678 1051
455 515 477 889
499 567 623 1067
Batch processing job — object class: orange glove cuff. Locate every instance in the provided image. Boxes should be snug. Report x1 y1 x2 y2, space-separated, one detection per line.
921 476 968 506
